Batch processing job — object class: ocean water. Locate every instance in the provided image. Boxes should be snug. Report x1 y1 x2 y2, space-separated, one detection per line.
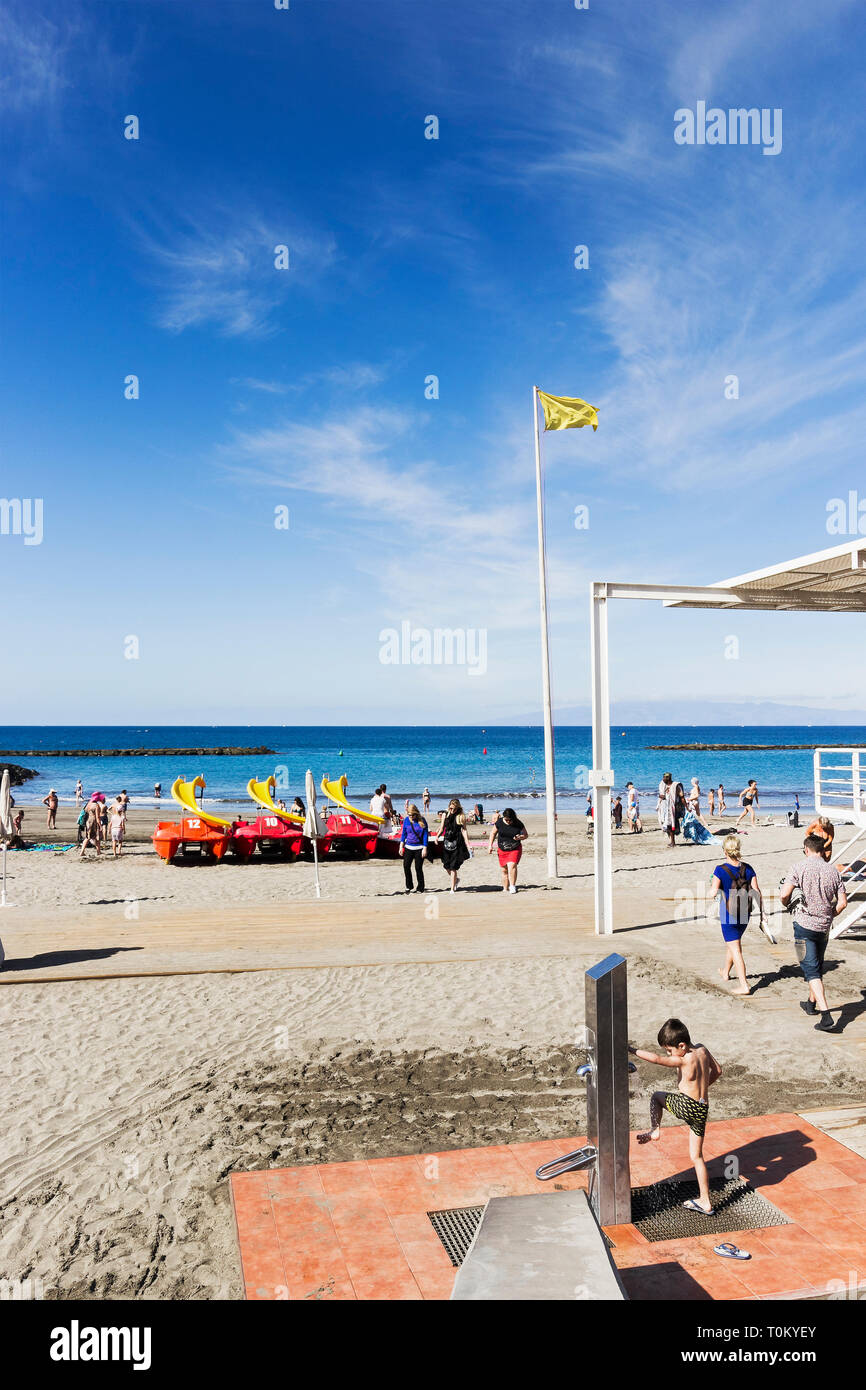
3 725 865 816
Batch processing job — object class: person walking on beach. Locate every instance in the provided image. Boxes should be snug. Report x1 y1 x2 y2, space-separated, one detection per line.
488 807 527 893
423 787 431 812
717 784 726 815
710 834 768 996
626 782 642 833
79 801 101 859
736 780 758 828
688 778 701 814
612 796 623 831
438 798 472 892
399 803 428 892
707 786 715 817
659 774 678 847
75 779 83 808
630 1019 722 1216
42 788 59 831
658 773 673 842
780 834 848 1032
109 801 125 858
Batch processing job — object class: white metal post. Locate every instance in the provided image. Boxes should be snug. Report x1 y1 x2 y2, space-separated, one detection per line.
533 386 558 878
590 583 614 935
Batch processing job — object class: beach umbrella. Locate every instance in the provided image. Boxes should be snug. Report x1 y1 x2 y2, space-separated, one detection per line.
0 770 11 838
303 768 325 899
0 768 13 912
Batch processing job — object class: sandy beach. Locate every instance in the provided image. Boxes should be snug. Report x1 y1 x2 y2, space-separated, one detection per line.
1 809 864 1299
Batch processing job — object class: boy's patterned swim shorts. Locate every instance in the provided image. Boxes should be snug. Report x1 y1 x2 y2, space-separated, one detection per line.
663 1092 709 1138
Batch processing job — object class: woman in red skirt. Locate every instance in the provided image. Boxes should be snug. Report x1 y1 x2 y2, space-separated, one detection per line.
488 807 528 894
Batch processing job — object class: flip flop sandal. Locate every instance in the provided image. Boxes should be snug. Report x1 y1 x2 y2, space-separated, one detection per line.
683 1199 716 1215
714 1242 751 1260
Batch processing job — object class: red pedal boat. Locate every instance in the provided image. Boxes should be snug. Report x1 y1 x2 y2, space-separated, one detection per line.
153 776 247 863
324 812 379 857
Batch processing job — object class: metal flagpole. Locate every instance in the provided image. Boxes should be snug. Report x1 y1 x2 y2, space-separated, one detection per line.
590 582 614 935
533 385 558 878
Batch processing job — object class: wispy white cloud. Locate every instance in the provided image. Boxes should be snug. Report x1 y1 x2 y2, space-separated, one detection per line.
230 362 389 398
0 2 136 118
1 7 72 113
231 378 289 395
217 405 579 631
666 0 859 97
133 204 337 338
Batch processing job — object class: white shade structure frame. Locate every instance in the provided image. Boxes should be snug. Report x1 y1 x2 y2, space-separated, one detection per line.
590 540 866 936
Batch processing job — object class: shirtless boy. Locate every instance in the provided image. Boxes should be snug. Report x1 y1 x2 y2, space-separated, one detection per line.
629 1018 722 1215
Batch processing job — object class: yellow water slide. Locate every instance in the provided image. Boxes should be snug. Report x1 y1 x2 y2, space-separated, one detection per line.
247 776 305 825
320 774 384 825
170 775 233 828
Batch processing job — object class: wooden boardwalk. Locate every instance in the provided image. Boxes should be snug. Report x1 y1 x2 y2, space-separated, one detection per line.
0 890 621 984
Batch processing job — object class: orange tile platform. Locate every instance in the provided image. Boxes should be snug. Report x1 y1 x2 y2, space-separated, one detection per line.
229 1114 866 1300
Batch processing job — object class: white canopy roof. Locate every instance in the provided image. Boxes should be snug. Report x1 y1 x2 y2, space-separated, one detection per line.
664 539 866 613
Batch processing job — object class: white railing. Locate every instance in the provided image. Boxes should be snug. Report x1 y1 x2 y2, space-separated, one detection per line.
814 748 866 827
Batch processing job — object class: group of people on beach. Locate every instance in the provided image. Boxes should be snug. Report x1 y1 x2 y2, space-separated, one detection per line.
709 815 847 1021
77 791 130 859
606 775 763 844
630 816 849 1218
396 800 527 895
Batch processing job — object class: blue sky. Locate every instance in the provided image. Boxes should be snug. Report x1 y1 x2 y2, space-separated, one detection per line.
2 0 865 724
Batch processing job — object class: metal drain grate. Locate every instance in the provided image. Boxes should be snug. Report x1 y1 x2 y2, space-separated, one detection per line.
427 1206 485 1266
630 1176 790 1242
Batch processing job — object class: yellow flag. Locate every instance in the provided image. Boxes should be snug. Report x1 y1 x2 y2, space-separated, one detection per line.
537 390 598 432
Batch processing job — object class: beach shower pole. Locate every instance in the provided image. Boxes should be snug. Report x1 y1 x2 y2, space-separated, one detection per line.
536 953 633 1226
533 386 558 878
585 953 632 1224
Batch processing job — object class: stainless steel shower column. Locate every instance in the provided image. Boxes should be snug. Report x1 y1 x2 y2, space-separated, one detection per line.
585 952 632 1225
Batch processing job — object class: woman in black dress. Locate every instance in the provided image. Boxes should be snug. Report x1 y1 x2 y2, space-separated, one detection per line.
437 798 472 892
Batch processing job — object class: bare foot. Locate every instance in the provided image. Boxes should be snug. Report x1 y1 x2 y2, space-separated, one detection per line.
637 1129 660 1144
731 986 751 996
717 967 731 982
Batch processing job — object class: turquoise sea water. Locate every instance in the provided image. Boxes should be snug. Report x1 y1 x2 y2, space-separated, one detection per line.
4 725 865 816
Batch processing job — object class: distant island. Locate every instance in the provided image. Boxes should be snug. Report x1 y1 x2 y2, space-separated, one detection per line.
0 747 276 759
647 742 857 752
